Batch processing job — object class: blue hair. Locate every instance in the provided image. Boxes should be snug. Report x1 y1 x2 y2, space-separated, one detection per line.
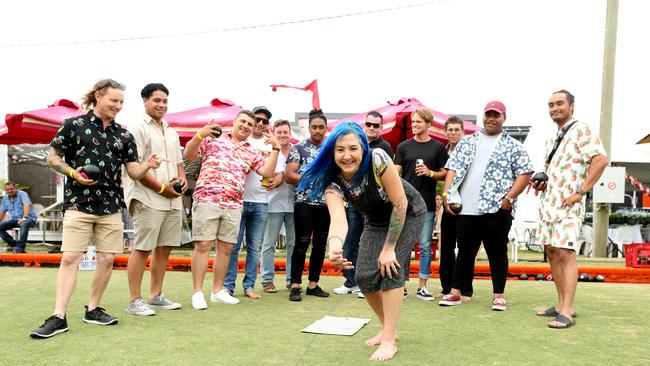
298 122 371 201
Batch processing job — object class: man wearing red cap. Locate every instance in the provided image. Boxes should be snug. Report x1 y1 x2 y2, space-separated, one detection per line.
440 101 533 311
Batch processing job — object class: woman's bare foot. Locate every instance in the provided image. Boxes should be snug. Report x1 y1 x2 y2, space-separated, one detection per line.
369 341 398 361
365 332 398 347
365 332 383 347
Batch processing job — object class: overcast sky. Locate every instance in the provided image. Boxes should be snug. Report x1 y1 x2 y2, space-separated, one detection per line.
1 0 649 164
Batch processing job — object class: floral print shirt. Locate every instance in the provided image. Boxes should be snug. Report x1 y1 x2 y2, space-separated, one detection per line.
50 111 138 215
539 120 607 222
446 130 533 214
287 139 325 205
192 133 265 209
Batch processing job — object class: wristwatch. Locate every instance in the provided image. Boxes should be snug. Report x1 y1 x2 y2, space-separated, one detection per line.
504 195 514 205
577 188 588 196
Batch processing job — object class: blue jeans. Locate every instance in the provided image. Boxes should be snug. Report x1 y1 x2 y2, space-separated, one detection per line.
0 218 37 250
342 206 363 288
418 211 436 279
224 202 268 293
260 212 295 285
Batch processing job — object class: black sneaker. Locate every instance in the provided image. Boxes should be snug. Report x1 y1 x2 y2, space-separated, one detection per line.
289 287 302 302
305 285 330 298
83 306 119 325
403 288 408 299
30 315 69 339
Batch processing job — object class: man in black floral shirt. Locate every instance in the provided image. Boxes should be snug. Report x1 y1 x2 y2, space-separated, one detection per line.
30 79 163 339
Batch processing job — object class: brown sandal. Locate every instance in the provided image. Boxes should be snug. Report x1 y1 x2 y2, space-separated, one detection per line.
262 282 277 293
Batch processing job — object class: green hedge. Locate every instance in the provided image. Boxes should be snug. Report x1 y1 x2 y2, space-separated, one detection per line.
584 213 650 225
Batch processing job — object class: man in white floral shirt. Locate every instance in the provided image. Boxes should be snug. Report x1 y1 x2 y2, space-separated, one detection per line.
533 90 607 329
440 101 533 311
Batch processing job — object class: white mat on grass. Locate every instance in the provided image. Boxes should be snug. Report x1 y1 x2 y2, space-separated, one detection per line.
302 316 371 336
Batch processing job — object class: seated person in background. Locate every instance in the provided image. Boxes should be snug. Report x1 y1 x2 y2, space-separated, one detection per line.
0 181 38 253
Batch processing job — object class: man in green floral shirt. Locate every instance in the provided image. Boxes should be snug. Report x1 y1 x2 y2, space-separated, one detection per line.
533 90 607 329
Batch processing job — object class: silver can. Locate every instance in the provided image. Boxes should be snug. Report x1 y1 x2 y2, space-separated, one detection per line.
416 159 424 166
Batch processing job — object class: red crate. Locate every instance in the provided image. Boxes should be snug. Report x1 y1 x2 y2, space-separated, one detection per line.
624 243 650 268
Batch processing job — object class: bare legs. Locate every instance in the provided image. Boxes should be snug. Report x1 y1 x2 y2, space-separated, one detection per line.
363 287 402 361
128 246 173 302
545 246 577 326
54 252 84 315
191 240 233 294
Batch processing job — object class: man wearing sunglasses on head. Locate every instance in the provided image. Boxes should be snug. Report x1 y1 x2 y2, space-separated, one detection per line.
224 106 276 300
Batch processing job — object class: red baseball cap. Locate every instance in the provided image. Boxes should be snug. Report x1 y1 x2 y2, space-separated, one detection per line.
484 101 506 114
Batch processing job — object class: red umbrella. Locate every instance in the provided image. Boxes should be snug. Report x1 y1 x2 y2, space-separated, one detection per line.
164 98 242 146
0 99 85 145
327 98 479 150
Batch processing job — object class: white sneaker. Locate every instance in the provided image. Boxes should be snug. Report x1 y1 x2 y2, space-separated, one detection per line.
210 289 240 305
357 291 365 299
333 285 360 295
125 298 156 316
191 292 208 310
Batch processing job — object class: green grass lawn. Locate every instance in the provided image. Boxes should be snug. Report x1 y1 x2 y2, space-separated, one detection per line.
1 266 648 366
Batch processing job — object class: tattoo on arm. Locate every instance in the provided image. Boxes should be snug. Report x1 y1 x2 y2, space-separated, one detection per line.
48 148 72 175
385 198 407 247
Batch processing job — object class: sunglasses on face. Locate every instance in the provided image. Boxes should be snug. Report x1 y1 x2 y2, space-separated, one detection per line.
365 122 381 129
256 117 270 125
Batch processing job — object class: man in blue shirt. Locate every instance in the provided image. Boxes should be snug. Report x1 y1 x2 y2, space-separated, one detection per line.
0 181 37 253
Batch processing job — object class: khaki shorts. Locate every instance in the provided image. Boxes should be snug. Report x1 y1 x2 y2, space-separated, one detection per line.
130 200 182 251
536 217 583 252
192 201 241 244
61 210 123 253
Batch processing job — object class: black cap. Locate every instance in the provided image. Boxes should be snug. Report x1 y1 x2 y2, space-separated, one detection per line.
252 106 272 119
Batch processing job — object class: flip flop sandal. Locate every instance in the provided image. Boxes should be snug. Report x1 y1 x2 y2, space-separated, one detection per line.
548 314 576 329
537 307 577 318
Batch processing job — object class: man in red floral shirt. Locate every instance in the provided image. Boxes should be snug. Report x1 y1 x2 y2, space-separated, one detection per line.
184 110 280 309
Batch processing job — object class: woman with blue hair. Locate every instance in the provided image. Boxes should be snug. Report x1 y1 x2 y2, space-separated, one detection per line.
298 122 425 361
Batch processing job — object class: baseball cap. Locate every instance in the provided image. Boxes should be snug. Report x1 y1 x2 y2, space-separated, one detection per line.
484 101 506 114
252 106 272 119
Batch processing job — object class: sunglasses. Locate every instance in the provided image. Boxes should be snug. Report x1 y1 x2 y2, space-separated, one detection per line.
256 117 270 125
97 79 125 91
365 122 381 129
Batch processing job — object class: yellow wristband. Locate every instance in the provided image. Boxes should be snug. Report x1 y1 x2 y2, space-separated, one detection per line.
68 169 75 178
158 184 165 194
429 171 435 178
196 132 205 141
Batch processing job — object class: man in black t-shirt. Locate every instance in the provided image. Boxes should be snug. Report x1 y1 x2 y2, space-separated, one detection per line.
364 111 394 157
394 109 448 301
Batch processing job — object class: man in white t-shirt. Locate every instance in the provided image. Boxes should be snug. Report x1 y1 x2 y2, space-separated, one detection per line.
259 120 296 292
224 106 275 299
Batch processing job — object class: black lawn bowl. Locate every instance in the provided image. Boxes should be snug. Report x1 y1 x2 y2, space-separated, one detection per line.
80 164 101 180
173 181 183 194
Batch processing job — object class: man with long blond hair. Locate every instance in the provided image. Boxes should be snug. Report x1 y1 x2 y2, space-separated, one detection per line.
30 79 164 339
